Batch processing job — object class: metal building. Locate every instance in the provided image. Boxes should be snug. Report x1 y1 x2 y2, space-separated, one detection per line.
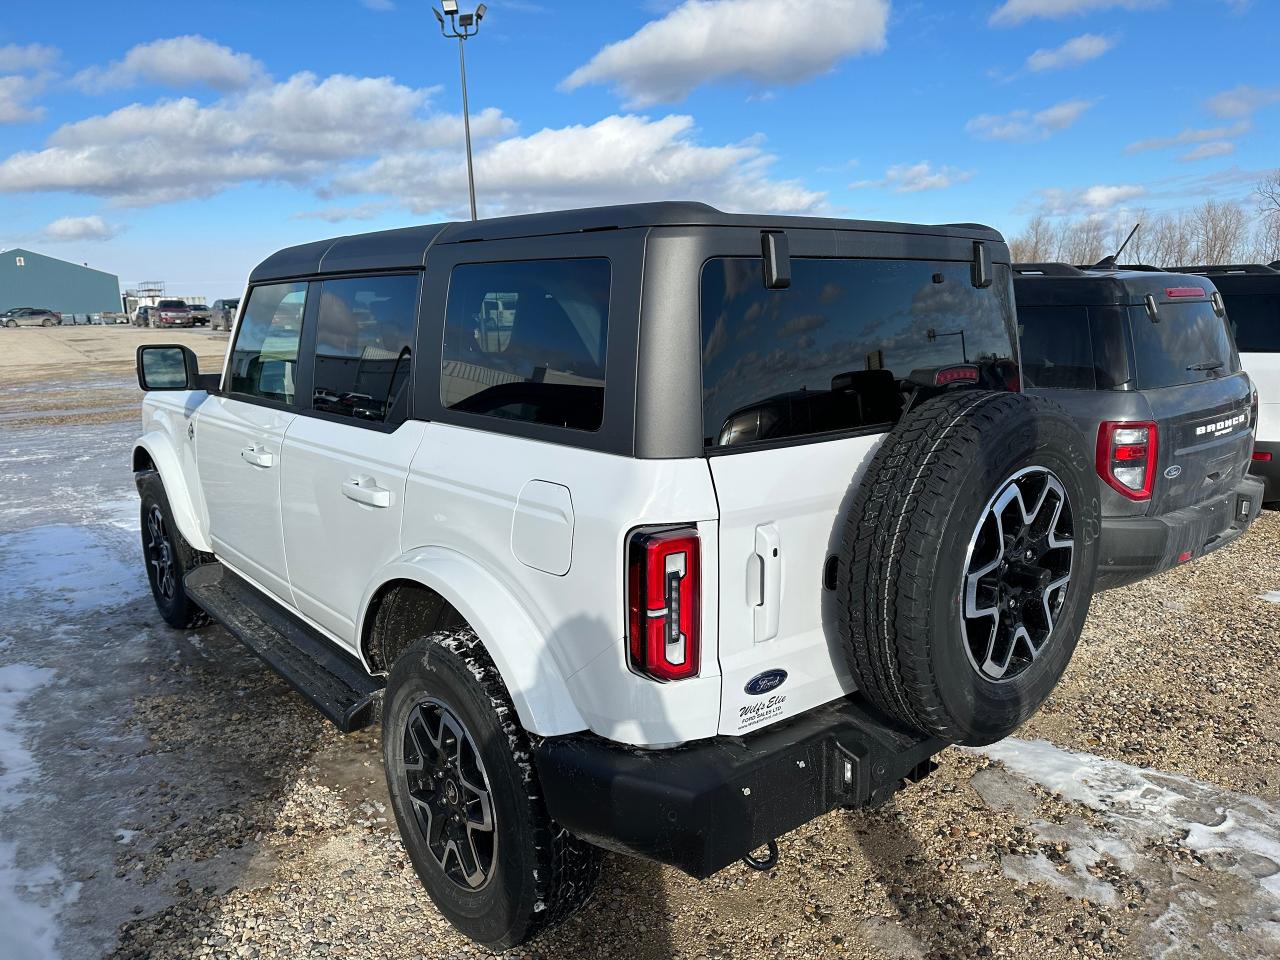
0 247 121 314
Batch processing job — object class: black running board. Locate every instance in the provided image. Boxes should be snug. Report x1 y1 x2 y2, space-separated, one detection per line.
185 563 383 732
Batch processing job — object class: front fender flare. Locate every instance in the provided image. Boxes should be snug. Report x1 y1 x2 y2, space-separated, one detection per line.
358 547 588 738
133 433 212 553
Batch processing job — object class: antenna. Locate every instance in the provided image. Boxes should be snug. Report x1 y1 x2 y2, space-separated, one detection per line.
1094 222 1141 270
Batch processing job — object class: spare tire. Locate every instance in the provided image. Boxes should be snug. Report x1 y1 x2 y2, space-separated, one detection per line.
837 391 1099 746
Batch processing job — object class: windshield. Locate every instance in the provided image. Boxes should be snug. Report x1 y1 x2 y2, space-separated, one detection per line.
701 257 1018 449
158 300 187 309
1128 300 1240 389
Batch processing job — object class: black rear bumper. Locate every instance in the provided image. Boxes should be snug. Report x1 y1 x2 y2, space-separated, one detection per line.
1097 475 1265 590
1252 441 1279 504
533 696 942 879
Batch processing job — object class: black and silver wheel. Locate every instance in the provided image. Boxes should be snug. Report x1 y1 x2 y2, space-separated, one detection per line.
6 319 16 328
137 471 209 629
838 391 1099 746
402 698 498 891
962 466 1074 682
384 628 599 949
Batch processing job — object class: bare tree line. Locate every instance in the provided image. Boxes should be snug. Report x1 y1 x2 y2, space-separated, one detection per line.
1010 171 1280 267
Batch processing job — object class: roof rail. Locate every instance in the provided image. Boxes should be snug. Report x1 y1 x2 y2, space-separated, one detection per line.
1169 264 1280 275
1078 263 1163 272
1011 262 1087 277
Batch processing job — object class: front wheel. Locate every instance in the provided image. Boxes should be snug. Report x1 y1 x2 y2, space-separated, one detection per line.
383 629 599 949
137 471 209 629
5 319 15 328
42 317 54 326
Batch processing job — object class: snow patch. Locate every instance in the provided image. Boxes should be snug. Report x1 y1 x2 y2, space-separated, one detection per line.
0 664 55 809
1261 591 1280 604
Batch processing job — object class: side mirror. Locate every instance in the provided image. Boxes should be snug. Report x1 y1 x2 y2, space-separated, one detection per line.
137 344 199 391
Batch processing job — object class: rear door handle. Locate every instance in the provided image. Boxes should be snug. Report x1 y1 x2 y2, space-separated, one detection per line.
342 476 391 508
753 523 781 644
240 445 274 468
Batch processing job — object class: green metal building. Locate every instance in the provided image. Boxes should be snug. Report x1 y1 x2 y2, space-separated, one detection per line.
0 248 122 314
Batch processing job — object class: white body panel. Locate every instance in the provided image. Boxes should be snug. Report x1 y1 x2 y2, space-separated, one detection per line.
708 435 881 735
279 417 427 648
400 422 722 746
195 396 296 604
137 391 213 552
1242 351 1280 442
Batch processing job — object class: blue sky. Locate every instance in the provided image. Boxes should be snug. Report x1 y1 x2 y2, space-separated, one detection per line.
0 0 1276 302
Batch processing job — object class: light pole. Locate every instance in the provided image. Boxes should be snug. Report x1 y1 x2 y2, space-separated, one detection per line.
433 1 487 221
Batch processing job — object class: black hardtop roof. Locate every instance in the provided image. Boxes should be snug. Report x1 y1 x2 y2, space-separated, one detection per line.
1170 263 1280 295
1012 262 1218 308
249 201 1005 283
1170 263 1280 275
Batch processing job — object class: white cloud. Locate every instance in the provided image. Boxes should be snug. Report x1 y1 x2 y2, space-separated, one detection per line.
0 72 513 206
1035 183 1146 216
330 114 825 218
1178 141 1235 162
990 0 1161 26
360 0 396 8
1205 84 1280 119
562 0 889 107
75 36 266 93
0 75 46 124
292 202 393 222
967 98 1095 141
1025 33 1113 71
0 43 58 73
1125 120 1250 154
42 215 117 242
851 161 976 193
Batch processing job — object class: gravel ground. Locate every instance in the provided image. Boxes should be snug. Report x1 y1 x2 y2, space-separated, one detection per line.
2 363 1277 960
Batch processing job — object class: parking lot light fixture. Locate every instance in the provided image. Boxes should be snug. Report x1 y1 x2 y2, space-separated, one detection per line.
431 2 485 221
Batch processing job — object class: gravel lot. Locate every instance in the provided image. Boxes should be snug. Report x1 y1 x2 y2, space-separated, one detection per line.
1 354 1277 960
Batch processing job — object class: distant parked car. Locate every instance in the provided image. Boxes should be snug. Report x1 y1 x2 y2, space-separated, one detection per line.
1171 263 1280 505
210 298 240 331
1014 262 1263 588
132 306 152 327
1 306 60 327
151 299 193 328
189 304 211 326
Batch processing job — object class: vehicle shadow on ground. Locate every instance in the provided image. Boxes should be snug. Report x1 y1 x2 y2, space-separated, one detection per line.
846 800 991 959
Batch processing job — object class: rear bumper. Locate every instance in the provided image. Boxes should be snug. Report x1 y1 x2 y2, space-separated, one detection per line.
1097 475 1265 590
1251 441 1280 504
533 696 942 879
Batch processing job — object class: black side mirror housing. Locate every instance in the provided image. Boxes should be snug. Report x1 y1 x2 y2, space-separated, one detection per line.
137 344 200 391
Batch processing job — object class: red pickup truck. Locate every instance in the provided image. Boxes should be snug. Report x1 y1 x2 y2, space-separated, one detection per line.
151 299 193 328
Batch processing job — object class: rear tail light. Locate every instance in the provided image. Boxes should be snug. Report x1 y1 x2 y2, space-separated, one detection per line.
935 364 979 386
1097 421 1158 500
1256 451 1274 463
1165 287 1205 298
627 526 700 682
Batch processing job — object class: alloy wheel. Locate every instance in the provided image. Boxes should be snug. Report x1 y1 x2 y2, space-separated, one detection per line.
961 467 1074 682
402 698 497 891
145 504 177 601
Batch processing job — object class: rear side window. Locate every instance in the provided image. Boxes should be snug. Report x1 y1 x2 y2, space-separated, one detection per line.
1222 293 1280 352
441 258 610 431
1017 305 1097 389
228 282 307 404
311 274 419 427
700 258 1017 448
1129 301 1240 389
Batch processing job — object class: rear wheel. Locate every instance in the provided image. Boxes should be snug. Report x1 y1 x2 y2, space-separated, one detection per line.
837 391 1099 746
41 317 53 327
383 628 599 949
137 471 209 629
5 319 15 328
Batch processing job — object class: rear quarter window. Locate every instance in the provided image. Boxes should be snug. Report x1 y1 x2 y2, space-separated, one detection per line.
700 258 1018 448
1017 305 1097 389
1129 301 1240 389
1222 292 1280 353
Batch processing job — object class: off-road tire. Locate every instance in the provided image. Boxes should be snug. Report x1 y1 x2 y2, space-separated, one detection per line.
837 391 1100 746
137 470 211 629
383 628 599 949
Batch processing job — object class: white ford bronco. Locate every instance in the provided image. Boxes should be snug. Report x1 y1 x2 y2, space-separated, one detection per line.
133 202 1100 948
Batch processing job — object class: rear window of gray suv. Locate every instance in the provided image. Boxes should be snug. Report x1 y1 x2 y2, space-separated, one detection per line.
1130 300 1240 389
700 258 1017 448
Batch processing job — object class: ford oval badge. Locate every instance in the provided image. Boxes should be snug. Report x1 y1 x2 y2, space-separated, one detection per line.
745 669 788 696
1164 464 1182 479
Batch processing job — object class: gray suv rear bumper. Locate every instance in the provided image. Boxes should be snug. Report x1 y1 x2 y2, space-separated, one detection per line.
1097 475 1265 590
1251 441 1279 504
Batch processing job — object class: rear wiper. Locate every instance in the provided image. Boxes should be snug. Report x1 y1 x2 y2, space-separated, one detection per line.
1186 360 1223 373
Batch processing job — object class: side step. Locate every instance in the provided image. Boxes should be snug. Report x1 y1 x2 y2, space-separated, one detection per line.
185 563 384 732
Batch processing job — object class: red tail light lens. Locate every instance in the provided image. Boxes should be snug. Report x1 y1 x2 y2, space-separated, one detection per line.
1097 421 1158 501
1256 451 1274 463
935 364 979 386
1165 287 1205 298
627 526 700 682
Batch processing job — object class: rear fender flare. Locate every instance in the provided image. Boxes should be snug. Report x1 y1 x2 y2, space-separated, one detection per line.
133 434 212 553
357 547 587 738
